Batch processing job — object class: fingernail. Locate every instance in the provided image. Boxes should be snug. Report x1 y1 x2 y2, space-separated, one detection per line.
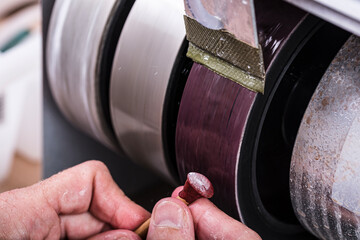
117 237 129 240
153 200 185 229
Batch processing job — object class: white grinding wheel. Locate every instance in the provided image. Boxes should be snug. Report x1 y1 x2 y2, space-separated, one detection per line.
46 0 124 150
109 0 185 184
290 35 360 239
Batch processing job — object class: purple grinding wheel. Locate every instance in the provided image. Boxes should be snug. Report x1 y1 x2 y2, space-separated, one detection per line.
176 64 256 213
175 0 351 239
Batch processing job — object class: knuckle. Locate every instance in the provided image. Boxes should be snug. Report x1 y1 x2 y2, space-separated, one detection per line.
85 160 107 171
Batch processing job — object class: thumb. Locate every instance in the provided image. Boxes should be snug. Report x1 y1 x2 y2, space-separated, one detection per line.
147 198 194 240
189 199 261 240
88 230 141 240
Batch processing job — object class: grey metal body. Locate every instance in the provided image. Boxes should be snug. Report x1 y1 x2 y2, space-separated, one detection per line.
285 0 360 36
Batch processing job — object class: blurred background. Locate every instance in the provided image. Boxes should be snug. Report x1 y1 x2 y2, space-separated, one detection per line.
0 0 41 192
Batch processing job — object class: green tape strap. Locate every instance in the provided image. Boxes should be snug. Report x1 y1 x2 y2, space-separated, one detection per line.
184 15 265 93
187 43 264 93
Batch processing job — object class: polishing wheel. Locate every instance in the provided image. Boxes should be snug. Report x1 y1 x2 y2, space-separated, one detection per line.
109 0 187 184
46 0 134 151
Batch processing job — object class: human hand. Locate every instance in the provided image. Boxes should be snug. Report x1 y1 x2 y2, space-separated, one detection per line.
0 160 261 240
0 160 149 239
146 187 262 240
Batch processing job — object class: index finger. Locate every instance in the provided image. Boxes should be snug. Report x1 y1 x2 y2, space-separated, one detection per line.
171 186 260 239
171 186 183 198
189 198 261 240
38 160 150 230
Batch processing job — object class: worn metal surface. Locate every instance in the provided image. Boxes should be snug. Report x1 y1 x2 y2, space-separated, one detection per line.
286 0 360 37
184 0 258 47
109 0 185 184
46 0 121 150
290 35 360 239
